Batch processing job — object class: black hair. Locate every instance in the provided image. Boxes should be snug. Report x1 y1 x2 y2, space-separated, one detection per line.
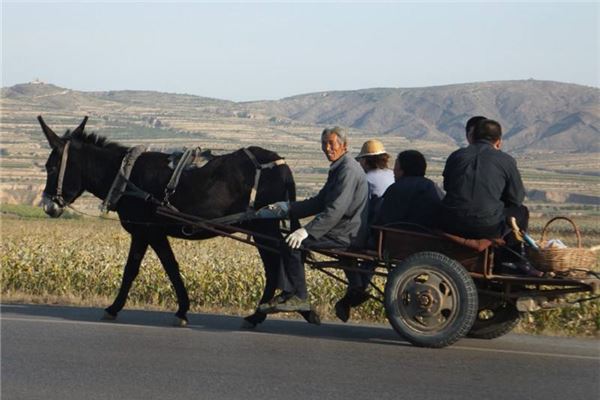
473 119 502 142
465 115 487 134
397 150 427 177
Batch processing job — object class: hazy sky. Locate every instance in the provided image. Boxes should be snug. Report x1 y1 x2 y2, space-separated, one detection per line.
2 1 598 101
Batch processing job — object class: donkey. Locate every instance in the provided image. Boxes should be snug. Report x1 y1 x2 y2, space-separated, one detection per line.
38 116 318 327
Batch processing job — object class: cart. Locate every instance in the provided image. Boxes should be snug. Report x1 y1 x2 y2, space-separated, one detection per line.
305 224 599 348
157 207 599 348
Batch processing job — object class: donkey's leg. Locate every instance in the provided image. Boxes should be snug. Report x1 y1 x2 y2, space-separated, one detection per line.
103 234 149 320
242 243 281 329
148 234 190 327
241 219 283 328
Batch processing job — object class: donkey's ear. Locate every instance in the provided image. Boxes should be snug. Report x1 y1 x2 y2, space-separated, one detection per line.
71 116 89 136
38 115 62 149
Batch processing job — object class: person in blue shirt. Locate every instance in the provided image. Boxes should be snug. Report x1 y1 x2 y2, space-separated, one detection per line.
356 139 395 199
331 139 396 322
356 139 395 226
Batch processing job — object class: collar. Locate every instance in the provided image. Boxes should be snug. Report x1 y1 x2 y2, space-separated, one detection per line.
473 139 495 147
329 152 348 171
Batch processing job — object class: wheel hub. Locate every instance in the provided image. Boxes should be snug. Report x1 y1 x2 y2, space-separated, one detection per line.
398 270 457 331
415 288 442 314
418 292 433 307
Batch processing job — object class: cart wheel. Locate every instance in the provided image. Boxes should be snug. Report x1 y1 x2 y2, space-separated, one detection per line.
384 252 478 348
467 297 520 340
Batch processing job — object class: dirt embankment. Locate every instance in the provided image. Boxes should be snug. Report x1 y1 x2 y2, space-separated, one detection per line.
526 190 600 205
0 184 44 206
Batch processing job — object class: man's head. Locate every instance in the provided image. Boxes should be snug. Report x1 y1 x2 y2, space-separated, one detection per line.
394 150 427 180
321 126 348 162
473 119 503 149
465 115 487 144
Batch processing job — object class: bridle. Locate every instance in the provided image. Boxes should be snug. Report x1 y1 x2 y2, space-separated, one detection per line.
45 140 72 208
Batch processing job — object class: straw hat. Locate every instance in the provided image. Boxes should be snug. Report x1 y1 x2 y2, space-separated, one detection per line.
356 139 387 158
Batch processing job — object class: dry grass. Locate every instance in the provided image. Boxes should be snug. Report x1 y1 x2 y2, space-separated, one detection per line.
1 215 598 336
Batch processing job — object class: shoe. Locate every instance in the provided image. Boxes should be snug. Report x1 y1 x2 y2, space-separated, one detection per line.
257 303 274 313
334 287 370 323
258 292 291 314
273 295 311 313
499 261 544 278
515 260 544 278
347 289 370 307
335 299 351 322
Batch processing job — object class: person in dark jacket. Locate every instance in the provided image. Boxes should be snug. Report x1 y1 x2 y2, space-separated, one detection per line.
258 126 369 313
440 119 525 238
339 150 443 320
440 119 541 276
377 150 444 228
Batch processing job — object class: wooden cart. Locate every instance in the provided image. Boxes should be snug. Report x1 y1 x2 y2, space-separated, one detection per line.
306 225 599 348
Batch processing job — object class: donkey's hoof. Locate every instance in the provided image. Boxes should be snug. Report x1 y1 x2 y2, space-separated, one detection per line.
173 317 188 327
300 309 321 326
101 311 116 321
240 319 257 330
307 309 321 326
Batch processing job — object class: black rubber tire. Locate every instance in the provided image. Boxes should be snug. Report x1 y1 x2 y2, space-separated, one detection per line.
467 301 520 340
384 252 478 348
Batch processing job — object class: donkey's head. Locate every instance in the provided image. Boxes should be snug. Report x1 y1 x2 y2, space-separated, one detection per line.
38 116 88 217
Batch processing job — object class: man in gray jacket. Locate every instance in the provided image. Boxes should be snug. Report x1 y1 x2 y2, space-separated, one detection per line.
259 126 369 313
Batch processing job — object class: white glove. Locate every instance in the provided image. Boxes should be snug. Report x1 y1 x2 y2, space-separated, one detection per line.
285 228 308 249
254 201 290 219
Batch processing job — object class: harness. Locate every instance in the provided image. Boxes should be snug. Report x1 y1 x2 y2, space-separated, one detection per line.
100 145 147 212
97 146 286 222
51 141 71 207
242 148 286 209
163 147 213 208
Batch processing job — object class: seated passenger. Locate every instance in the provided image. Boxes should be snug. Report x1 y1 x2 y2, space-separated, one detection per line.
356 139 394 224
376 150 444 228
259 126 369 313
330 140 394 323
440 118 541 276
334 150 444 323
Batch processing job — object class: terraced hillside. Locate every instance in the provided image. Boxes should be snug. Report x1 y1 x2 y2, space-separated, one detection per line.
1 80 598 214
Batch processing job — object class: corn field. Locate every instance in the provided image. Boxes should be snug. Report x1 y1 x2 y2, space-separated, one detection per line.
1 216 598 336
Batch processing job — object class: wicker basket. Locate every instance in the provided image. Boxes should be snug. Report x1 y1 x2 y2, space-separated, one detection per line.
528 216 597 273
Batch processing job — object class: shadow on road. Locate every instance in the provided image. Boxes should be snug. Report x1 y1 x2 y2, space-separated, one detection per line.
1 303 411 347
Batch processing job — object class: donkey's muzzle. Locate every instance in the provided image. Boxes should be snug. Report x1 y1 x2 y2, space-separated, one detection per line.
42 194 64 218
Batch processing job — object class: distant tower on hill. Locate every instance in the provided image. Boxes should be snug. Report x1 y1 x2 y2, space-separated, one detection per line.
30 78 45 85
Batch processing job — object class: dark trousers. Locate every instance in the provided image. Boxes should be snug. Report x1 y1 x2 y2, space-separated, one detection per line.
281 236 347 300
441 205 529 240
440 205 530 263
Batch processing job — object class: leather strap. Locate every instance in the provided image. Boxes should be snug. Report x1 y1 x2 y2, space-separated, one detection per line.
243 148 286 209
100 145 147 212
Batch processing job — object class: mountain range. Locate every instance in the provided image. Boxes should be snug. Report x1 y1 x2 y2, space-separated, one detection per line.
2 79 598 153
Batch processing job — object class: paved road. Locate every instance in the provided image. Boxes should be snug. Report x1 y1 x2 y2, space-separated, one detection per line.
2 304 599 400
